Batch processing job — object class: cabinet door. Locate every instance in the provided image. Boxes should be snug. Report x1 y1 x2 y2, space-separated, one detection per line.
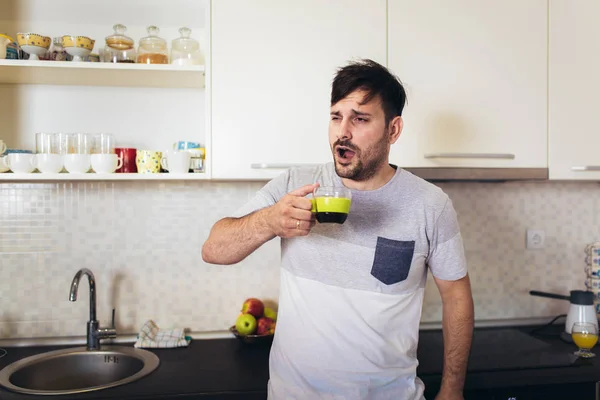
388 0 547 169
211 0 386 180
549 0 600 180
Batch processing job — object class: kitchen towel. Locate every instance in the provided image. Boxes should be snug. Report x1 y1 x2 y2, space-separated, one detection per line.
134 320 191 348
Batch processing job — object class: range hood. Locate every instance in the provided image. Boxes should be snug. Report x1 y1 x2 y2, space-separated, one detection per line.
403 167 548 182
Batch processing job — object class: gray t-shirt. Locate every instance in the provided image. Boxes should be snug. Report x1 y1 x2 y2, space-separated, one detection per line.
233 162 467 400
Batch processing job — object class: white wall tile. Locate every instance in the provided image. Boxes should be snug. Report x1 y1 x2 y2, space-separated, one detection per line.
1 179 598 338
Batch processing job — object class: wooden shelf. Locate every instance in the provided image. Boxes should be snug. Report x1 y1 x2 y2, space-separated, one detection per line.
0 173 209 181
0 60 205 88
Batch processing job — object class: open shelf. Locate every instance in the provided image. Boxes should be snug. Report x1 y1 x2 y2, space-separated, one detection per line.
0 172 210 181
0 60 205 88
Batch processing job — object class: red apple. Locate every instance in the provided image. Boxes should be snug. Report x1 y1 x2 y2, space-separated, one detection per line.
256 317 276 335
241 298 264 318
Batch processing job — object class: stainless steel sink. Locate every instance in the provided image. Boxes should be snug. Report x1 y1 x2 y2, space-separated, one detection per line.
0 345 160 395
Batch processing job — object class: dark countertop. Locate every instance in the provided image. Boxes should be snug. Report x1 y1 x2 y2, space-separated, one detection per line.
0 323 598 400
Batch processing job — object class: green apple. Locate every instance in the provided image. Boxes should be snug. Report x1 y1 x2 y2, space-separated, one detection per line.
235 313 257 336
264 307 277 321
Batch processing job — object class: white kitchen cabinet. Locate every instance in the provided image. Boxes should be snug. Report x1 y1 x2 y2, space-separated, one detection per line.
0 0 210 182
210 0 387 180
549 0 600 180
387 0 548 170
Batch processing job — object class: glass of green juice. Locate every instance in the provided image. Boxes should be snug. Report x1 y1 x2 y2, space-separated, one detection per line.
312 186 352 224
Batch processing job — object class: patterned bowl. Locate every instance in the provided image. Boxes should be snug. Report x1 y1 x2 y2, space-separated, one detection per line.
61 35 95 51
229 325 274 345
16 33 51 49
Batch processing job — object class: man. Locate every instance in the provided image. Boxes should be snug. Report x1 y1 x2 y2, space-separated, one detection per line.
202 59 474 400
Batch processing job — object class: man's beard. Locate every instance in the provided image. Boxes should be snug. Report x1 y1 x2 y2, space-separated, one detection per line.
332 131 389 182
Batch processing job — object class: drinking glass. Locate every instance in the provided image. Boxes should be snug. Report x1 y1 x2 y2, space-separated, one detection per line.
35 132 53 154
572 322 598 358
35 133 69 155
93 133 115 154
67 133 93 154
312 186 352 224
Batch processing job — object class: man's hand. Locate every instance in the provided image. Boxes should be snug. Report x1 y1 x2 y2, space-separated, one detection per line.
265 183 319 238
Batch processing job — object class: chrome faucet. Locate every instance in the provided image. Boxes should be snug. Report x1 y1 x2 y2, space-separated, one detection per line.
69 268 117 351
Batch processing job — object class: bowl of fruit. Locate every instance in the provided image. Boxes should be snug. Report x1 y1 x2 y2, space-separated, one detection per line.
230 297 277 345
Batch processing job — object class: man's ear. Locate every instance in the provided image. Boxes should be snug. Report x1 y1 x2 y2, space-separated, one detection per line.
389 116 403 144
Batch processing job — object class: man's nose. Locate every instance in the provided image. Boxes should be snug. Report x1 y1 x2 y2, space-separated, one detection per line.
338 119 353 141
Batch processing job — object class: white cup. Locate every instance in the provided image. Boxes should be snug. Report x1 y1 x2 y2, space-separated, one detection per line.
0 140 6 155
4 153 36 173
33 154 64 174
161 150 191 174
64 154 91 174
91 154 122 174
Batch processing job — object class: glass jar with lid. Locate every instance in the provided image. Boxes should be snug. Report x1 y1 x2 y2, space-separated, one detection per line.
103 24 136 63
137 26 168 64
171 27 202 66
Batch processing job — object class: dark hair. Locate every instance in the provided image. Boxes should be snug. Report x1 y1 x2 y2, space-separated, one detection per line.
331 59 407 124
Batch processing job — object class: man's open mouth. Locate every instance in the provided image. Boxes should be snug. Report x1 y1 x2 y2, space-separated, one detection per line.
336 146 356 163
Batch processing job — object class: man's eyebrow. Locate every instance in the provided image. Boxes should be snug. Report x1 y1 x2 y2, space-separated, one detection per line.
352 109 371 117
330 110 372 117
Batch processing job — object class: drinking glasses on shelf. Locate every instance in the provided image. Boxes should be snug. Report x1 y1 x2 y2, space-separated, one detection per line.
67 133 93 154
93 134 115 154
35 132 68 154
35 132 52 154
572 322 598 358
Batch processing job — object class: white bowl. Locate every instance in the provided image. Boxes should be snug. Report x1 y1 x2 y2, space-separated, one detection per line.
21 45 47 60
65 47 91 62
0 156 8 173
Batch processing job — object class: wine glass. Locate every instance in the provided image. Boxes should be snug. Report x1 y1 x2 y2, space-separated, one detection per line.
572 322 598 358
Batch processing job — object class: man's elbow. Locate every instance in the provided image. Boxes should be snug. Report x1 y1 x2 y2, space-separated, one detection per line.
201 240 238 265
202 241 224 264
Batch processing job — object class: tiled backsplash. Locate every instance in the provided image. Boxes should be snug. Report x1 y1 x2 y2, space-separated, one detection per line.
1 178 599 339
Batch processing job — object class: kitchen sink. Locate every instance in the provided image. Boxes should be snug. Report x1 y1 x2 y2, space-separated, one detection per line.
0 345 160 395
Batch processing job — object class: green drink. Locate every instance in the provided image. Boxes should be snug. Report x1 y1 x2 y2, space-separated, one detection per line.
312 186 352 224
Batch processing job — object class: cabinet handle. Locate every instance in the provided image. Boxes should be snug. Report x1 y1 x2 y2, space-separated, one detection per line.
250 163 320 169
424 153 515 159
572 166 600 171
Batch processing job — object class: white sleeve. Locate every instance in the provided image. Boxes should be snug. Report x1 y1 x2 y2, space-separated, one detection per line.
230 170 291 218
426 198 468 281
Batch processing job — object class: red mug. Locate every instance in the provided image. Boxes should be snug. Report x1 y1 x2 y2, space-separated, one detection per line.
115 148 137 173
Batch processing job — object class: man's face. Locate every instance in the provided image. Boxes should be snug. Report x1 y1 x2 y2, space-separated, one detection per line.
329 90 393 181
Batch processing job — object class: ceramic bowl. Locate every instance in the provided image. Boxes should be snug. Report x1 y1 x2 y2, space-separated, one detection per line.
17 33 51 60
3 149 34 171
62 35 95 51
0 156 8 173
16 33 51 49
229 325 274 345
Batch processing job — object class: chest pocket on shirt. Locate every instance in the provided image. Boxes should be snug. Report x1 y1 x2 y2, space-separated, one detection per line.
371 237 415 285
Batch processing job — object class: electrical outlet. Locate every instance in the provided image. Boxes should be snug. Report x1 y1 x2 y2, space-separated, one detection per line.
526 229 545 249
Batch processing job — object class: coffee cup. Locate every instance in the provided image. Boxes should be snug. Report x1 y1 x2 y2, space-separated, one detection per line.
33 154 63 174
136 150 162 174
312 186 352 224
4 153 36 173
91 154 122 174
161 150 191 174
0 140 6 155
115 148 137 173
64 154 91 174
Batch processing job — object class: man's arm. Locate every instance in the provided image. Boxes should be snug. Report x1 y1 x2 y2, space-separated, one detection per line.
433 273 474 400
201 183 318 265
